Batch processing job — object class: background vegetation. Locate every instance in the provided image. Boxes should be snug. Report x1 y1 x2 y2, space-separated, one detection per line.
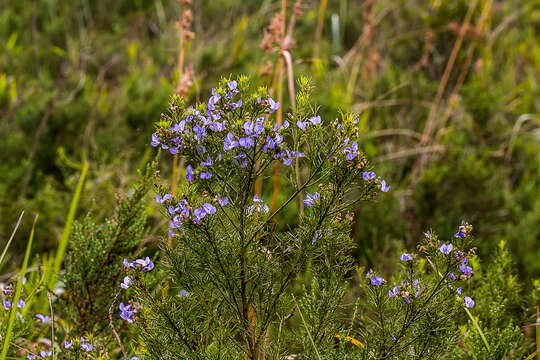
1 0 539 357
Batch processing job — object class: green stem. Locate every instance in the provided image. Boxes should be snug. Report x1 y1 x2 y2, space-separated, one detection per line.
50 161 89 288
464 304 490 352
1 215 38 360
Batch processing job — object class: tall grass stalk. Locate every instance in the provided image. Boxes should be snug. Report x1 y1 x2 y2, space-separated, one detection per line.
49 161 88 288
535 301 540 360
0 214 38 360
313 0 328 66
414 0 480 176
0 211 24 270
271 0 287 219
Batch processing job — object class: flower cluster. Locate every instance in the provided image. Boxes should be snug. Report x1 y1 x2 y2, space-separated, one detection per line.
370 222 476 309
1 277 27 311
388 279 421 304
123 256 154 272
119 257 154 323
247 194 269 215
429 222 476 307
366 269 386 286
150 80 305 176
22 315 96 358
361 171 390 193
119 302 138 323
155 192 227 236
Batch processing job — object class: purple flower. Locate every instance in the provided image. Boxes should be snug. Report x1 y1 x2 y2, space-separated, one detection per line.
80 340 93 352
303 192 320 207
200 156 212 167
253 121 265 135
193 124 207 141
248 195 269 214
454 230 466 238
200 171 212 179
456 287 462 295
156 194 172 204
297 120 308 131
224 132 239 151
439 243 453 255
173 120 186 132
424 230 432 239
186 165 194 183
227 80 238 91
119 302 135 323
414 279 420 297
388 285 400 298
169 145 180 155
40 351 52 358
309 115 321 125
36 314 50 323
312 230 322 244
209 121 225 132
400 253 413 262
344 142 359 160
449 272 456 281
123 258 135 269
194 208 207 219
64 339 73 349
229 99 243 110
362 171 376 181
202 203 216 215
267 97 280 113
2 300 11 310
459 264 473 274
464 296 475 308
150 133 160 147
216 194 229 206
134 257 154 271
120 276 132 290
379 179 390 192
370 276 384 286
17 299 25 308
366 269 374 278
239 137 254 149
178 289 190 297
461 257 468 265
27 355 36 359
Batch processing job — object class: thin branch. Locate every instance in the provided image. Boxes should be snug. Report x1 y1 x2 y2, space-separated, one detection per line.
47 293 55 360
109 291 128 360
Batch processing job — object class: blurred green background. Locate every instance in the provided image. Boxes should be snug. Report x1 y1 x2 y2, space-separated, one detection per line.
0 0 539 283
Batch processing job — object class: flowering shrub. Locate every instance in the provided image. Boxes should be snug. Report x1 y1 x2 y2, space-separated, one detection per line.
348 223 479 358
124 76 388 359
0 76 535 360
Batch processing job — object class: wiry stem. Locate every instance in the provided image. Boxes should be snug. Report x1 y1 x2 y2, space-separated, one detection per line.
109 291 128 360
47 293 55 360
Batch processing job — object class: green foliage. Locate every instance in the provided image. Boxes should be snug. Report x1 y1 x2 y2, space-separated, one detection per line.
60 162 154 335
450 241 530 359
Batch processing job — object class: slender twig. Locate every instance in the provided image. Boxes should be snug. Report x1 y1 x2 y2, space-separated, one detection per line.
313 0 328 66
374 145 446 162
109 291 128 360
0 211 24 267
293 295 322 360
9 342 37 357
47 293 55 360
